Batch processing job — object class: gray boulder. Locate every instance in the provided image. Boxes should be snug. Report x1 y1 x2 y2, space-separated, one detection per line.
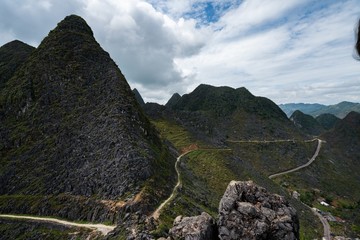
218 181 299 240
169 212 216 240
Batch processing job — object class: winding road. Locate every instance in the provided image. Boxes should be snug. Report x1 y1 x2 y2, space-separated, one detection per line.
0 214 116 235
152 148 232 219
311 208 331 240
229 138 330 239
152 151 190 220
1 139 328 238
269 138 323 179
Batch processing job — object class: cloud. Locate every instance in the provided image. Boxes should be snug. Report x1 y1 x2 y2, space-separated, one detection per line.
0 0 83 46
0 0 359 104
81 0 208 97
175 0 360 104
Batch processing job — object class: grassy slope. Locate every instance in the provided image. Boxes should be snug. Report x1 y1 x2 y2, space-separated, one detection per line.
151 118 322 239
272 145 360 237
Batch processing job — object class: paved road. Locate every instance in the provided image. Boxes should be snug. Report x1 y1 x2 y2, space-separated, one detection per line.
0 214 116 235
268 139 323 179
311 208 331 240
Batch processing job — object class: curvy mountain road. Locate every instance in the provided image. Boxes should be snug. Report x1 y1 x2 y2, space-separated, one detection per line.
152 148 231 219
0 214 116 235
229 138 330 239
311 208 331 240
152 151 189 220
269 139 323 179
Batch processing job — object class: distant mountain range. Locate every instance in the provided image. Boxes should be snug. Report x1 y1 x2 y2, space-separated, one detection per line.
279 101 360 118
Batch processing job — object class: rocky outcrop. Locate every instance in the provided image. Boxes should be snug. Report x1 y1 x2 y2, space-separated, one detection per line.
169 212 216 240
218 181 299 240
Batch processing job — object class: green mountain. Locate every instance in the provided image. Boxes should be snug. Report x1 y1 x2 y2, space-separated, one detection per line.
145 85 322 238
0 15 175 223
315 113 340 130
0 40 35 90
1 15 358 239
272 111 360 237
290 110 324 136
169 84 301 142
280 102 360 118
312 101 360 118
279 103 325 117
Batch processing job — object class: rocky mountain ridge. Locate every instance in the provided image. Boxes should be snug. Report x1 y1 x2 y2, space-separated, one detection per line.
0 15 176 223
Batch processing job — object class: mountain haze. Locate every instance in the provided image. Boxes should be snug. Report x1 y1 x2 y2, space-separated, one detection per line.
280 102 360 118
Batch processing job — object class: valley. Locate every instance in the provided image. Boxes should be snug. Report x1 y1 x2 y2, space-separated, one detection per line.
0 14 359 240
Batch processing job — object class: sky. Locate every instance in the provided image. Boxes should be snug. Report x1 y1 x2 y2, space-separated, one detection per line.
0 0 359 105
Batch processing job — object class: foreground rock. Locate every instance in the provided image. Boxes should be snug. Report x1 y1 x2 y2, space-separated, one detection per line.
169 212 216 240
218 181 299 240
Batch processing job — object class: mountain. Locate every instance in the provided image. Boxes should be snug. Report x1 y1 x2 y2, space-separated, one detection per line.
169 84 302 142
290 110 324 136
315 113 340 130
132 88 145 106
279 102 360 118
165 93 181 108
0 40 35 90
273 111 360 237
323 111 360 150
0 15 175 223
312 101 360 118
145 85 321 238
279 103 325 117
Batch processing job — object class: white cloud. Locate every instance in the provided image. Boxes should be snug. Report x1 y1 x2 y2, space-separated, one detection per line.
175 0 360 105
0 0 359 104
77 0 207 99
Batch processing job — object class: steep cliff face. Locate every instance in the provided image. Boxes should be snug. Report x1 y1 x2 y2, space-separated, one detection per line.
0 15 175 221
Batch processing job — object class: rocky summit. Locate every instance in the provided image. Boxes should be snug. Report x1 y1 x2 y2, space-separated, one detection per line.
0 15 175 222
218 181 299 240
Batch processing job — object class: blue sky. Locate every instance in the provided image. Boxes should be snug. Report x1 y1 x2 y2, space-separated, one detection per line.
0 0 359 104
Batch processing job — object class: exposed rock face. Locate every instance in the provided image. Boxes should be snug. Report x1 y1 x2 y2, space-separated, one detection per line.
0 15 176 221
169 212 217 240
218 181 299 240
